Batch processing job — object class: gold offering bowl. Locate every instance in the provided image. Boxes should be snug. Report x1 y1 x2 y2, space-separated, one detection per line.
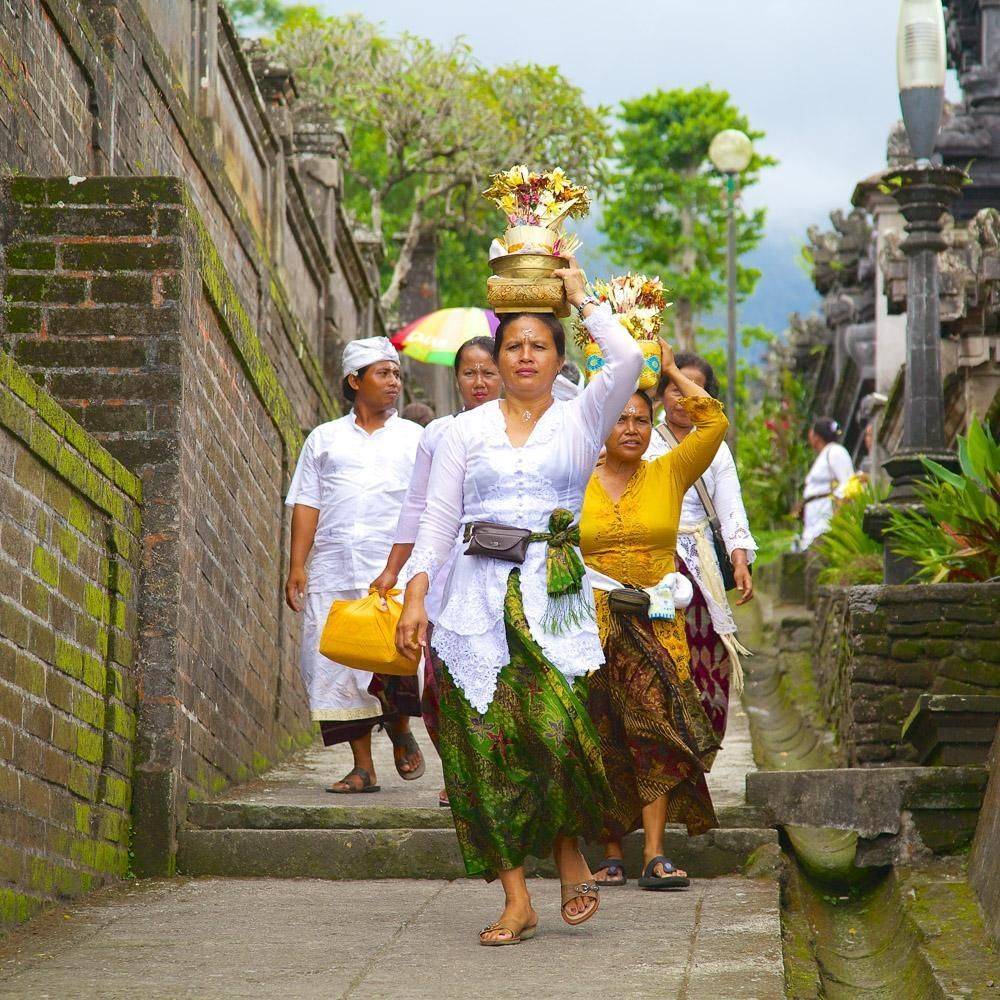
489 252 567 281
487 253 569 317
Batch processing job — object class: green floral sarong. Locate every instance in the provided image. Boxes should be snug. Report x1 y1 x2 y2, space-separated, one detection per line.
434 571 613 881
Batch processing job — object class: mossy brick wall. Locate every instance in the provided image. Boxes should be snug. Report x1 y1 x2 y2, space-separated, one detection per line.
0 175 316 876
0 350 142 929
811 583 1000 765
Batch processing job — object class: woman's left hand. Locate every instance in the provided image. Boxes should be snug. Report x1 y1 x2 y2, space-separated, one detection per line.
656 335 676 372
553 256 588 306
733 561 754 605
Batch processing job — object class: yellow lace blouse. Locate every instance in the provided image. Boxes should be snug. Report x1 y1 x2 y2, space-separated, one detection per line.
580 396 729 589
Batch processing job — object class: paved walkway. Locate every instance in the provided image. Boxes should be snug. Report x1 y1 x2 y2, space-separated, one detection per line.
209 697 757 812
0 876 783 999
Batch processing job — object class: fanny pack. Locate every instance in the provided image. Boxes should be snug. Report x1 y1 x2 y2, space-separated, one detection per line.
607 587 651 618
463 521 531 563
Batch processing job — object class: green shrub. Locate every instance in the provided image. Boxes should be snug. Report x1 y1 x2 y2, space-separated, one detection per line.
816 481 888 586
884 418 1000 583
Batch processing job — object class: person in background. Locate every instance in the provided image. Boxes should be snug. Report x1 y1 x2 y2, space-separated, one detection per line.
797 416 855 551
371 336 502 807
402 401 436 427
644 352 755 744
284 337 425 794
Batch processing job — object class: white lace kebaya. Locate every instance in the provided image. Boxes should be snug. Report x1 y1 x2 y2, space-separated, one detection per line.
405 303 644 714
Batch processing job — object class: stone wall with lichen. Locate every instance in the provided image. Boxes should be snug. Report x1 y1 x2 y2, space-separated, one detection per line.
811 583 1000 765
0 350 142 928
0 176 317 880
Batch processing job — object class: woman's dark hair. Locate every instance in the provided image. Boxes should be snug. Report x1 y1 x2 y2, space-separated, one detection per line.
811 417 841 444
658 351 719 399
632 390 654 420
453 336 497 374
341 363 372 403
492 312 565 361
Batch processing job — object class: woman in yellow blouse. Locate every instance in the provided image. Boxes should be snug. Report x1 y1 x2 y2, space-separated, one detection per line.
580 343 729 890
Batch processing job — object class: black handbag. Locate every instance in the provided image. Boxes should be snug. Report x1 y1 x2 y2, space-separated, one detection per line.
655 425 740 592
462 521 532 563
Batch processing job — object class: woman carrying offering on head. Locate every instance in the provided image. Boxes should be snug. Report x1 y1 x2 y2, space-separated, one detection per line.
581 352 729 892
396 260 643 945
371 337 502 807
645 352 756 741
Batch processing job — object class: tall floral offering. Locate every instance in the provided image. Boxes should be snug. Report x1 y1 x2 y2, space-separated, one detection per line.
483 165 589 256
572 273 669 390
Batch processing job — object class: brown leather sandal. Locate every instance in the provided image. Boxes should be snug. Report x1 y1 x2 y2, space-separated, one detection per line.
560 881 600 926
326 766 380 794
479 920 538 947
388 730 426 781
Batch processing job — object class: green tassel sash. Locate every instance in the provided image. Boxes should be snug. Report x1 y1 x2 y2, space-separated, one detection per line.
530 508 593 634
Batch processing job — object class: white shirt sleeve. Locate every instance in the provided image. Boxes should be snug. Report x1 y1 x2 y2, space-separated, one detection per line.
394 423 437 544
828 444 856 498
406 422 467 582
285 430 321 509
711 443 758 562
572 303 645 445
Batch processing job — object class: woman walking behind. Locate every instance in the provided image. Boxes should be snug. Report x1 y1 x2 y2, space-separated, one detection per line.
645 353 755 740
796 416 855 551
372 337 502 806
582 361 729 892
396 261 644 945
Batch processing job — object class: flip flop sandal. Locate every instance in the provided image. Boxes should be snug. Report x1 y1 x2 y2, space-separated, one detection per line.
593 858 627 887
560 881 600 926
479 921 538 947
326 766 380 794
388 730 426 781
638 856 691 891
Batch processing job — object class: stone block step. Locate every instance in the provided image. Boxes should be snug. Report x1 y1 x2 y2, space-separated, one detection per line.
186 800 773 832
176 826 778 881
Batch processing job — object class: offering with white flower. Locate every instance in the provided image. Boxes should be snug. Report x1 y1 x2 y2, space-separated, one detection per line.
572 273 671 390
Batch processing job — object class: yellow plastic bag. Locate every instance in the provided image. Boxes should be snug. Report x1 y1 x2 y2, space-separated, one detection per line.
318 589 418 676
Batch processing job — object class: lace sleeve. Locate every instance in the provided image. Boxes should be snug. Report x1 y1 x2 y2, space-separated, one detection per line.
572 303 644 445
407 421 467 584
711 444 758 563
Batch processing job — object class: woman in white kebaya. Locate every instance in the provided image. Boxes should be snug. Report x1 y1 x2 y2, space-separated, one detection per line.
396 260 644 945
371 336 502 806
798 416 855 551
284 337 424 794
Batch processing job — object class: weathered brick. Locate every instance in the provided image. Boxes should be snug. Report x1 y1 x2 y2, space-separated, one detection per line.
60 241 182 272
5 241 56 269
4 273 87 304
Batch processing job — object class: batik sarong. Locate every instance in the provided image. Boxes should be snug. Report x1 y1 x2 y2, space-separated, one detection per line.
433 572 611 881
587 593 720 839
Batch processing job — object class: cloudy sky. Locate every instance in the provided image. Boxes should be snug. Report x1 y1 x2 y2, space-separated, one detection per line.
311 1 962 329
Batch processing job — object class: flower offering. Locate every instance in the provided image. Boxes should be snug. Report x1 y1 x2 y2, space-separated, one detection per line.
572 273 670 390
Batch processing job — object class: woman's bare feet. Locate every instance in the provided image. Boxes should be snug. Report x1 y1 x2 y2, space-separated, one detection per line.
553 835 599 923
479 898 538 945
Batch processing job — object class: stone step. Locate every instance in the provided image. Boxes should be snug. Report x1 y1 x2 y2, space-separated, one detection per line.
186 800 773 832
176 825 779 881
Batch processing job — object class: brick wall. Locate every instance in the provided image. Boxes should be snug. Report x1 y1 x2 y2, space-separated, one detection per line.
0 176 317 876
811 583 1000 765
0 350 141 928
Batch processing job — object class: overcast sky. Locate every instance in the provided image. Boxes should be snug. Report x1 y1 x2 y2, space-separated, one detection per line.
311 0 962 327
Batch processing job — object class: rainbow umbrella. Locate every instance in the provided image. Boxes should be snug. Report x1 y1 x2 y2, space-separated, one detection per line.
391 308 499 366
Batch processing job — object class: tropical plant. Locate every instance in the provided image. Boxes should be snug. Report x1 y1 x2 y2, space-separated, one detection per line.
736 369 812 532
815 481 888 586
884 419 1000 583
598 86 775 352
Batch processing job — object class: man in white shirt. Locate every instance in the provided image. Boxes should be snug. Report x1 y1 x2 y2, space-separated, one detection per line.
284 337 425 793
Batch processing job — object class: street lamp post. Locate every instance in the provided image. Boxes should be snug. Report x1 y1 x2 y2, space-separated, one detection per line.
865 0 966 583
709 129 753 454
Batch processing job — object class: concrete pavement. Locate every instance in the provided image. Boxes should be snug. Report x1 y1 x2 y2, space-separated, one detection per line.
0 875 784 999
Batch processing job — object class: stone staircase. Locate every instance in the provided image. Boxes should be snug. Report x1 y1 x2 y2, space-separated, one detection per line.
177 707 779 881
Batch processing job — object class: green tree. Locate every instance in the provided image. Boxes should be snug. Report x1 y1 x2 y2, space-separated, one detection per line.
262 12 609 317
599 86 773 352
